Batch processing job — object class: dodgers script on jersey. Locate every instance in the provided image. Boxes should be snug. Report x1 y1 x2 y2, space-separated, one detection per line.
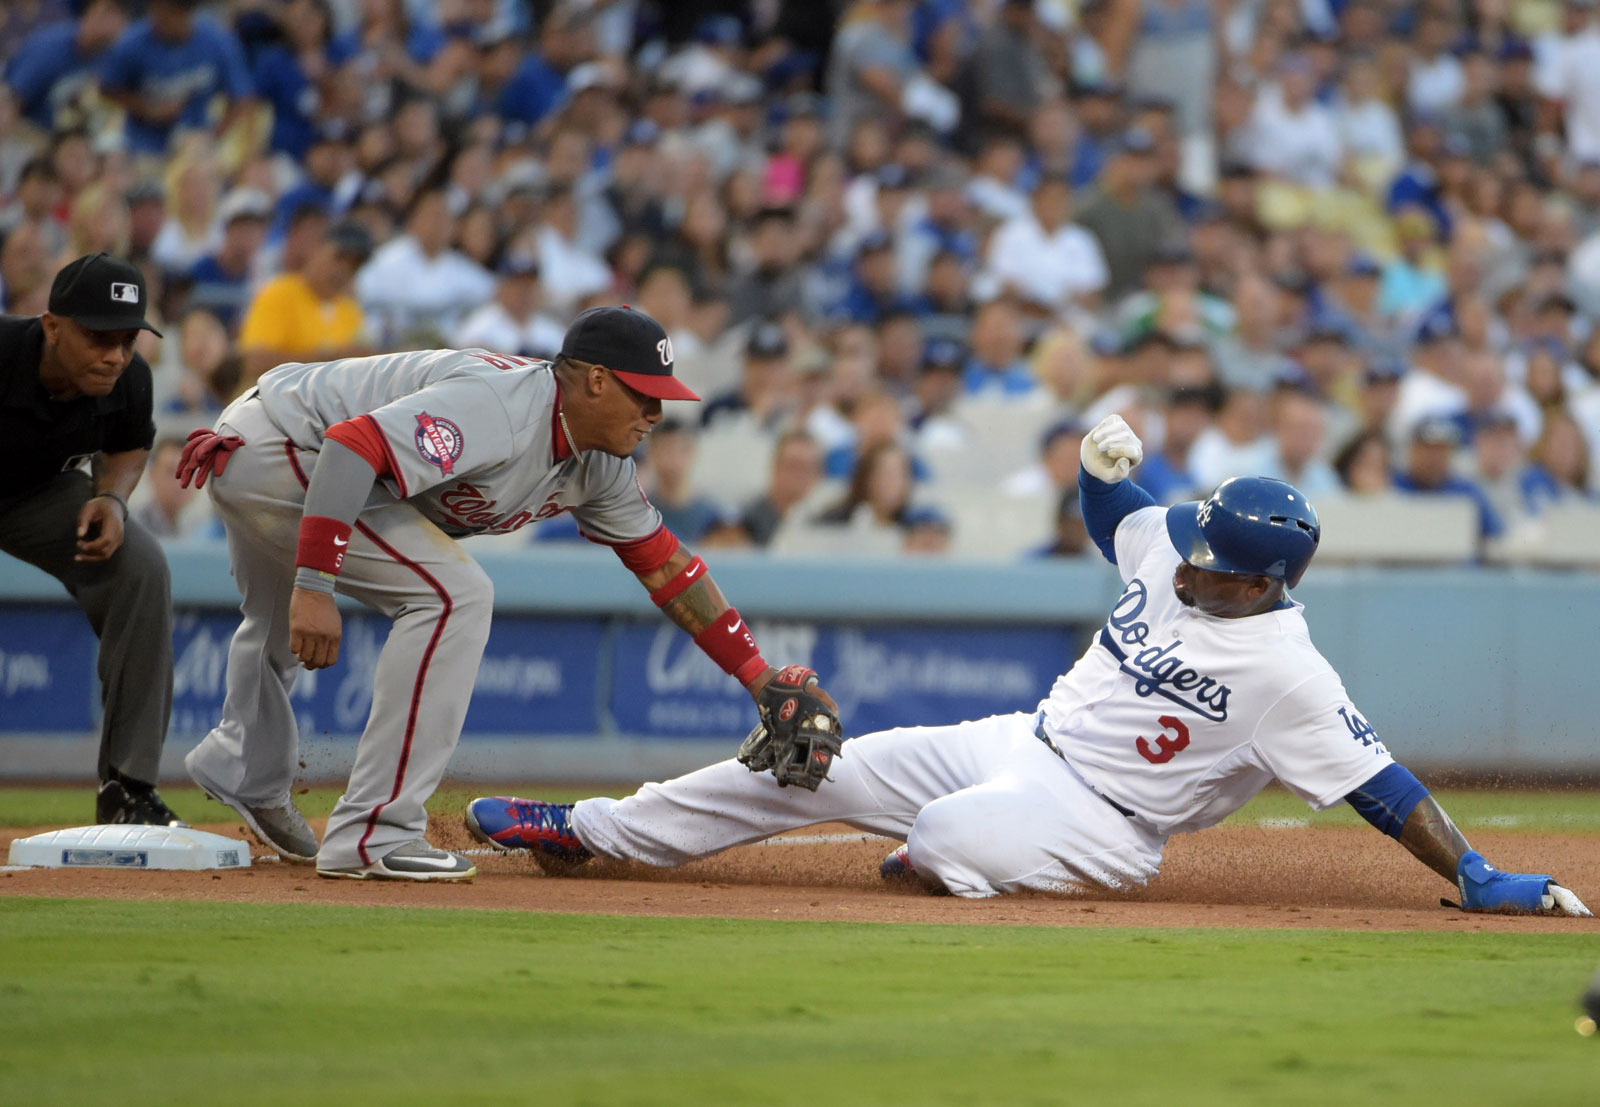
256 349 660 542
1039 506 1393 836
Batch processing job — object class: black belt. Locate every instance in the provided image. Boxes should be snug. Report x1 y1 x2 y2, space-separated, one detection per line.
1033 714 1138 819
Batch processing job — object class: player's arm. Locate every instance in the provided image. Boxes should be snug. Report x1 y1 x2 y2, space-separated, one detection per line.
1345 764 1590 915
74 447 149 562
1345 763 1458 881
1078 414 1154 565
627 536 836 707
286 421 392 670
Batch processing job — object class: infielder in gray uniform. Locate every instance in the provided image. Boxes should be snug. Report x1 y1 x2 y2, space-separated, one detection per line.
177 306 834 881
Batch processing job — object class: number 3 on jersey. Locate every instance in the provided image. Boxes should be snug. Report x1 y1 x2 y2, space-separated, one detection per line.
1136 715 1190 764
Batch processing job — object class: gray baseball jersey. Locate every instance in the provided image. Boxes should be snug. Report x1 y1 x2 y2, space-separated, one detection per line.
256 348 661 543
190 348 670 875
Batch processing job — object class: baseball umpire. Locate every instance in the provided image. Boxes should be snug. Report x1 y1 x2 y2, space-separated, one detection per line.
0 254 183 826
466 415 1589 916
177 305 836 881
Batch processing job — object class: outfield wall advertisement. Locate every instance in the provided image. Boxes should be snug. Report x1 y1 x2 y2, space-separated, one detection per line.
0 604 1076 744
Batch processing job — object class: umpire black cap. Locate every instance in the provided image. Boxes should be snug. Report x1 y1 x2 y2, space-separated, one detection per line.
48 254 162 336
560 305 700 401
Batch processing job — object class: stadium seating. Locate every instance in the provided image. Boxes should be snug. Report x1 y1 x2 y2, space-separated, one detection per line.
1312 494 1479 566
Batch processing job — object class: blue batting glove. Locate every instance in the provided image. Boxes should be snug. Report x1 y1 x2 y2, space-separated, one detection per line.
1455 850 1555 913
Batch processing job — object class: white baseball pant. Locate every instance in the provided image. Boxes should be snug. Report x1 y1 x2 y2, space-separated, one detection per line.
573 711 1167 898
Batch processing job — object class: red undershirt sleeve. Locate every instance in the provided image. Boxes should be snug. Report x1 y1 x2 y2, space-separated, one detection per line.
325 415 395 478
604 525 679 574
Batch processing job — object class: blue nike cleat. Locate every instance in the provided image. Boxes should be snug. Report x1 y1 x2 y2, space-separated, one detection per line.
465 797 592 866
880 844 916 882
880 844 949 894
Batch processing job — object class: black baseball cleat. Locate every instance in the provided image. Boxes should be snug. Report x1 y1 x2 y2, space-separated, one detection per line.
96 778 188 827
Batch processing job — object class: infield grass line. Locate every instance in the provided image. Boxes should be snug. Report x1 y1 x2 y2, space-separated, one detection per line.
1 899 1597 1107
8 784 1600 833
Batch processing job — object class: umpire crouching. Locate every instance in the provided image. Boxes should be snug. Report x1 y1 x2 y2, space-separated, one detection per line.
0 254 183 825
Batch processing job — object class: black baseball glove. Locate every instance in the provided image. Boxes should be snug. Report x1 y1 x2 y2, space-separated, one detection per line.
736 665 843 791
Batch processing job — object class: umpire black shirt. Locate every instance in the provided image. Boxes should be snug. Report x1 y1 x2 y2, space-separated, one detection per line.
0 315 156 500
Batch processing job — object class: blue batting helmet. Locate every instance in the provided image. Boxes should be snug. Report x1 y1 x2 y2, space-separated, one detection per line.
1165 477 1321 588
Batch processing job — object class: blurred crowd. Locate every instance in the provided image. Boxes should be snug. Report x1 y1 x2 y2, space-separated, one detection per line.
5 0 1600 562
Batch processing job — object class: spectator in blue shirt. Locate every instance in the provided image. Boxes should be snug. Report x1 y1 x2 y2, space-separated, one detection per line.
832 232 918 325
269 129 349 239
961 298 1035 398
1385 116 1453 240
1066 81 1124 189
1392 416 1503 540
1136 384 1218 504
97 0 255 156
186 187 270 332
250 0 335 160
326 3 448 74
641 419 727 542
896 165 977 296
1525 410 1594 510
4 0 127 131
475 29 565 138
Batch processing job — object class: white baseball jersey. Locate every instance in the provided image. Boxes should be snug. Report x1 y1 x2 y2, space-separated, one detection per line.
256 348 660 542
1039 506 1393 836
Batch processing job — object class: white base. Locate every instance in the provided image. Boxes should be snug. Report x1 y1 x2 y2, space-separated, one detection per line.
7 825 252 870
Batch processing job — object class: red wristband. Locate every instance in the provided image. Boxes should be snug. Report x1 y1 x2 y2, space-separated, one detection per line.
731 656 771 687
649 556 707 607
692 607 765 682
297 515 354 575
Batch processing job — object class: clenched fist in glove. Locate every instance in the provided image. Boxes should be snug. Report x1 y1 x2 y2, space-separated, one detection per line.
1080 414 1144 483
737 665 844 791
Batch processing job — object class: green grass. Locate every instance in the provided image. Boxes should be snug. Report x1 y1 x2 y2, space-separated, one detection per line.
4 783 1598 833
0 900 1595 1107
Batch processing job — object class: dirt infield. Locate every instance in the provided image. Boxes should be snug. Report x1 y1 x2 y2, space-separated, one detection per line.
4 815 1597 933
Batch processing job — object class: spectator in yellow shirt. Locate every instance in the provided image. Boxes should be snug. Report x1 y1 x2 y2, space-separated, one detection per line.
236 220 374 389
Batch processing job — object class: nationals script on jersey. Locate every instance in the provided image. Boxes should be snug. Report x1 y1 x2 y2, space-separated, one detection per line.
255 349 660 541
1038 506 1393 836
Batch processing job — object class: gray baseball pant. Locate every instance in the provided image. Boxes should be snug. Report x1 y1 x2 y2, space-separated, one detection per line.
187 395 493 869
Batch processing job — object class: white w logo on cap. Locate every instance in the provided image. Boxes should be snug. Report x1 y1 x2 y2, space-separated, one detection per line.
656 337 673 366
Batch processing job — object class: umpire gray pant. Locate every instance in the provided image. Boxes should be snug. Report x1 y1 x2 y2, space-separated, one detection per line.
0 470 174 784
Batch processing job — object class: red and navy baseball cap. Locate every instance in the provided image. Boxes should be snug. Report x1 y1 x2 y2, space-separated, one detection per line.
48 253 163 336
559 305 700 401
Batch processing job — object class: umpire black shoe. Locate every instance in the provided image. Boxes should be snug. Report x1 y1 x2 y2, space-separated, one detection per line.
96 779 188 827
